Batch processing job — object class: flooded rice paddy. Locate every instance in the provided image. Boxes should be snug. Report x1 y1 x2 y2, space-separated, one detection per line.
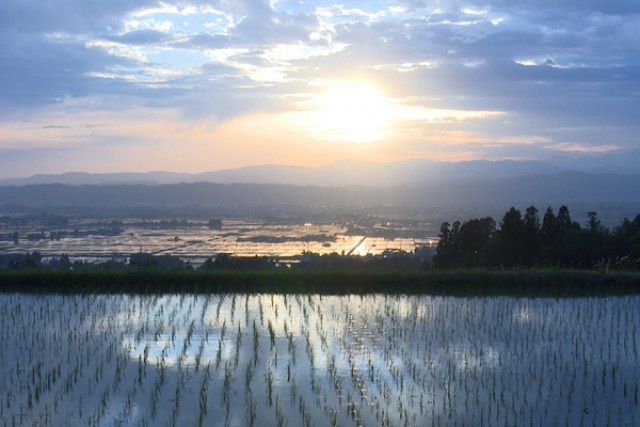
0 220 435 265
2 293 639 426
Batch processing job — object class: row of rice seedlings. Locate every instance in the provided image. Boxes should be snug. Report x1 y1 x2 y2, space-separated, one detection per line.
369 295 640 426
0 294 148 426
3 293 640 426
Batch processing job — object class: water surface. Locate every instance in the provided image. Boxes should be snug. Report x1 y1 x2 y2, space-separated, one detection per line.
1 293 638 426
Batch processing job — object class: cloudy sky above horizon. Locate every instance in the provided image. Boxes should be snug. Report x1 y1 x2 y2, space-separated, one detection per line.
1 0 639 177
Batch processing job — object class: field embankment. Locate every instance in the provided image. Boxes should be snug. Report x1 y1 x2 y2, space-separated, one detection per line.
1 269 640 296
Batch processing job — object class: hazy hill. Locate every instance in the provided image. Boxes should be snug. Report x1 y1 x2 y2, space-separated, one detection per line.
548 149 640 175
5 150 640 187
1 172 639 209
0 159 562 186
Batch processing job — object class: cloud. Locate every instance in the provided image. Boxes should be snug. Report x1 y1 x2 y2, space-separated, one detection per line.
0 0 639 176
0 32 136 112
545 143 621 153
0 0 160 33
107 29 177 45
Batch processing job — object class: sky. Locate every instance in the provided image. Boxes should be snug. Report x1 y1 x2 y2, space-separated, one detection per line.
1 0 639 178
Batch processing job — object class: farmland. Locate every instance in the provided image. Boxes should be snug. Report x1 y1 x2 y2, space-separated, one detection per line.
0 217 437 267
2 292 639 426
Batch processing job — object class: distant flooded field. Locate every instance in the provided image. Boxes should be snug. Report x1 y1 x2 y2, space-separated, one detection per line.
2 294 639 426
0 219 436 265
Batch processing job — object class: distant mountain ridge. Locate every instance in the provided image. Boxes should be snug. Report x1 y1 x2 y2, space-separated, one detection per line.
2 149 640 187
0 159 562 186
1 172 640 208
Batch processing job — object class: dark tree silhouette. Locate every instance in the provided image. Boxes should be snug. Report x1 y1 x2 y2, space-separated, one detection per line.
541 206 558 242
434 205 640 270
434 221 456 268
587 211 601 233
434 218 495 268
612 215 640 266
557 205 579 231
486 207 527 267
523 205 541 261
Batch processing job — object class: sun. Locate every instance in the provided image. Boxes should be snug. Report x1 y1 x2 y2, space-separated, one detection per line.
300 80 393 143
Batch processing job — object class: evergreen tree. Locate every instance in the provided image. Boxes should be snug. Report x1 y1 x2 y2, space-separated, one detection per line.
541 206 558 242
523 205 540 261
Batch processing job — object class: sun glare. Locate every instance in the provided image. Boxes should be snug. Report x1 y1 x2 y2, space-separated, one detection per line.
304 80 393 143
286 79 503 146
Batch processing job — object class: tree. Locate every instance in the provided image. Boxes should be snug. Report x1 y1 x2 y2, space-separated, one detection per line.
587 211 601 233
523 205 540 260
557 205 579 231
500 207 524 241
612 215 640 265
492 207 527 267
524 205 540 233
25 251 42 269
458 217 495 266
51 253 71 270
434 222 457 268
430 205 640 270
435 217 495 268
541 206 558 242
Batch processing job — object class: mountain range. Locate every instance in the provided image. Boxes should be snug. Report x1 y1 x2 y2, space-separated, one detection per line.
2 151 640 210
1 172 639 210
3 149 640 187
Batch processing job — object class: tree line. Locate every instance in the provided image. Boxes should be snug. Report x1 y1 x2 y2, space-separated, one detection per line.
434 205 640 269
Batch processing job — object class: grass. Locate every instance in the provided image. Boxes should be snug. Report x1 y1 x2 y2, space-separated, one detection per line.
1 268 640 296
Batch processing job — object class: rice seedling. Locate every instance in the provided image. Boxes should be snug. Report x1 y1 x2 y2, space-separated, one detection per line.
3 293 640 426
